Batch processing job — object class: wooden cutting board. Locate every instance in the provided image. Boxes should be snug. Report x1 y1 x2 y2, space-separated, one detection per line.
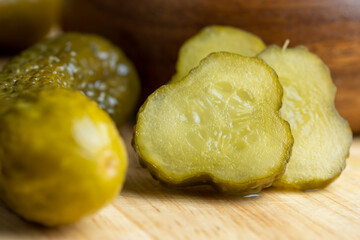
0 125 359 240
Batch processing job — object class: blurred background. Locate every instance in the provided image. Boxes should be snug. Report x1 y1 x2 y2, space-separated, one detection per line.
0 0 359 132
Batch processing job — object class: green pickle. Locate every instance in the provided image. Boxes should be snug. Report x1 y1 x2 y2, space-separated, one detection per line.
1 33 140 127
0 0 61 51
0 89 127 226
0 33 140 226
134 52 293 194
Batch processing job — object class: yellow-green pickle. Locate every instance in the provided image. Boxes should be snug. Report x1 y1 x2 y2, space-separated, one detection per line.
0 0 61 51
0 33 140 127
0 33 140 226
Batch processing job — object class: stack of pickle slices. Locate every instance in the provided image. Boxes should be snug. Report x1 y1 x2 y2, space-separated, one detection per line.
134 25 352 194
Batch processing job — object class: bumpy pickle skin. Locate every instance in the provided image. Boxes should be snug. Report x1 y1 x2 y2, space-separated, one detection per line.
0 89 128 226
258 46 352 190
1 33 140 127
170 25 266 83
0 0 61 51
0 33 139 226
134 52 293 194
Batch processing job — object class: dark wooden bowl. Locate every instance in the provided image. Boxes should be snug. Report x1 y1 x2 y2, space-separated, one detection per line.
61 0 360 132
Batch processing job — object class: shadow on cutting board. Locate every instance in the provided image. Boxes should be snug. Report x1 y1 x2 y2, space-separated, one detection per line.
0 201 60 237
0 201 90 238
122 160 264 202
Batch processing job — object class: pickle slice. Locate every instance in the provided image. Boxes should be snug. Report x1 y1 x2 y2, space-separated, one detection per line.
259 46 352 190
170 25 266 83
134 52 293 194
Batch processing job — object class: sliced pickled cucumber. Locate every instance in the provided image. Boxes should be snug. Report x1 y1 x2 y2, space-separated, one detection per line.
134 52 293 194
1 33 140 127
258 46 352 190
170 25 266 83
0 88 127 226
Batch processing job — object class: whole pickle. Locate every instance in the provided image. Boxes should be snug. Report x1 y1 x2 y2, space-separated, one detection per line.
1 33 140 127
0 33 139 226
0 88 128 226
0 0 61 51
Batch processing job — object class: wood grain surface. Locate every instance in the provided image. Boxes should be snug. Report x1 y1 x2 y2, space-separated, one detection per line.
61 0 360 132
0 125 359 240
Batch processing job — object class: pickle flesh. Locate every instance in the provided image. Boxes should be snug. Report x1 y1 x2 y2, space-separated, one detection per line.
134 52 293 194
